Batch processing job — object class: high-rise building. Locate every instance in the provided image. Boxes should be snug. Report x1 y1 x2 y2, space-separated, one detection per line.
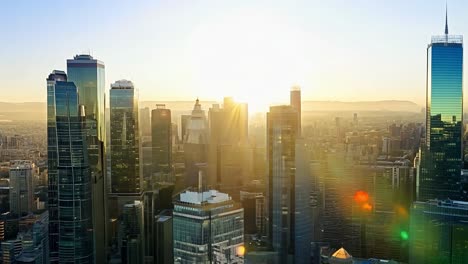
67 54 107 262
120 201 144 264
207 98 250 196
240 191 265 235
183 99 209 188
139 107 151 137
109 80 141 194
409 200 468 264
419 11 465 201
267 105 298 263
366 160 413 262
154 210 173 264
15 212 49 264
180 115 191 143
108 80 144 263
152 104 172 175
290 86 301 136
9 160 35 217
173 189 244 263
294 140 312 264
47 70 93 263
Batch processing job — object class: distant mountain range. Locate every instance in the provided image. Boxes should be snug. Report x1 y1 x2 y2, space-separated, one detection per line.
0 100 422 121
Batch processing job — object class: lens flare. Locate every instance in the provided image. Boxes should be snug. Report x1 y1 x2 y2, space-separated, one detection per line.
354 190 369 203
236 245 246 256
400 231 409 240
362 202 372 211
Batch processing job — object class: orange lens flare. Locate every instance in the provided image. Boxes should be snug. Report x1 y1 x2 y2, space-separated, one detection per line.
354 190 369 203
362 202 372 211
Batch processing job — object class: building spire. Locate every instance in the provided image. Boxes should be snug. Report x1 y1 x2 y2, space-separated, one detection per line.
445 1 449 35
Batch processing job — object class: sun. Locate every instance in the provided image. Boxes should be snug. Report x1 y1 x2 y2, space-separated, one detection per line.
187 8 309 111
233 94 271 114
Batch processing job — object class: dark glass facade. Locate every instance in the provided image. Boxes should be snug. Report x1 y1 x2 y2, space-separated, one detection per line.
67 55 107 263
419 35 464 201
47 70 93 263
267 105 298 262
152 106 172 175
409 200 468 264
110 81 140 194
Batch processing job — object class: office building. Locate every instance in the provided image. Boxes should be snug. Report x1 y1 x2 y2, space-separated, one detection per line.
173 189 244 263
152 104 172 175
366 160 413 262
67 54 107 262
180 115 191 143
183 99 209 188
240 191 265 235
154 210 173 264
294 140 312 264
109 80 141 195
47 70 93 263
120 201 144 264
9 160 35 217
290 86 301 136
108 80 144 263
267 105 298 263
409 200 468 264
418 11 465 201
140 107 151 137
207 98 250 196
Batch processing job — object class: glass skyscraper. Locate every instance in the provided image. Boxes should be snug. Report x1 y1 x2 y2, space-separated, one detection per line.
47 70 93 263
267 105 298 263
419 16 465 201
152 105 172 175
109 80 141 194
67 55 107 263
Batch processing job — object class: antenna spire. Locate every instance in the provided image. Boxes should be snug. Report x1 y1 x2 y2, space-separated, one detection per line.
445 2 449 35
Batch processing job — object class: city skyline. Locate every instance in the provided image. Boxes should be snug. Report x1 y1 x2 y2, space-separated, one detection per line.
2 1 468 264
3 1 468 111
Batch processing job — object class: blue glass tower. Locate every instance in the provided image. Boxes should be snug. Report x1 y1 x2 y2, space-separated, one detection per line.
47 70 93 263
67 55 107 262
419 11 465 201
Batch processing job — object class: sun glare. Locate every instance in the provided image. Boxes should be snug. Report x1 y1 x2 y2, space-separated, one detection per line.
187 9 309 110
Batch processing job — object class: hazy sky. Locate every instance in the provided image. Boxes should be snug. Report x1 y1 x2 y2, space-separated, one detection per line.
1 0 466 110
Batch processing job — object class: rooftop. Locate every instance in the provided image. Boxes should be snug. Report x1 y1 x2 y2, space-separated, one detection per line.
9 160 34 170
111 79 134 89
179 190 231 205
431 35 463 45
331 247 352 260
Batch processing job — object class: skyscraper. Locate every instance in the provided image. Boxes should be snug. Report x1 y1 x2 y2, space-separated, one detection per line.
267 105 298 262
9 160 35 217
207 98 250 197
183 99 209 188
419 10 464 201
67 54 107 262
139 107 151 137
294 140 312 264
47 70 93 263
152 104 172 175
120 201 144 264
173 189 244 263
290 86 301 136
109 80 141 194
